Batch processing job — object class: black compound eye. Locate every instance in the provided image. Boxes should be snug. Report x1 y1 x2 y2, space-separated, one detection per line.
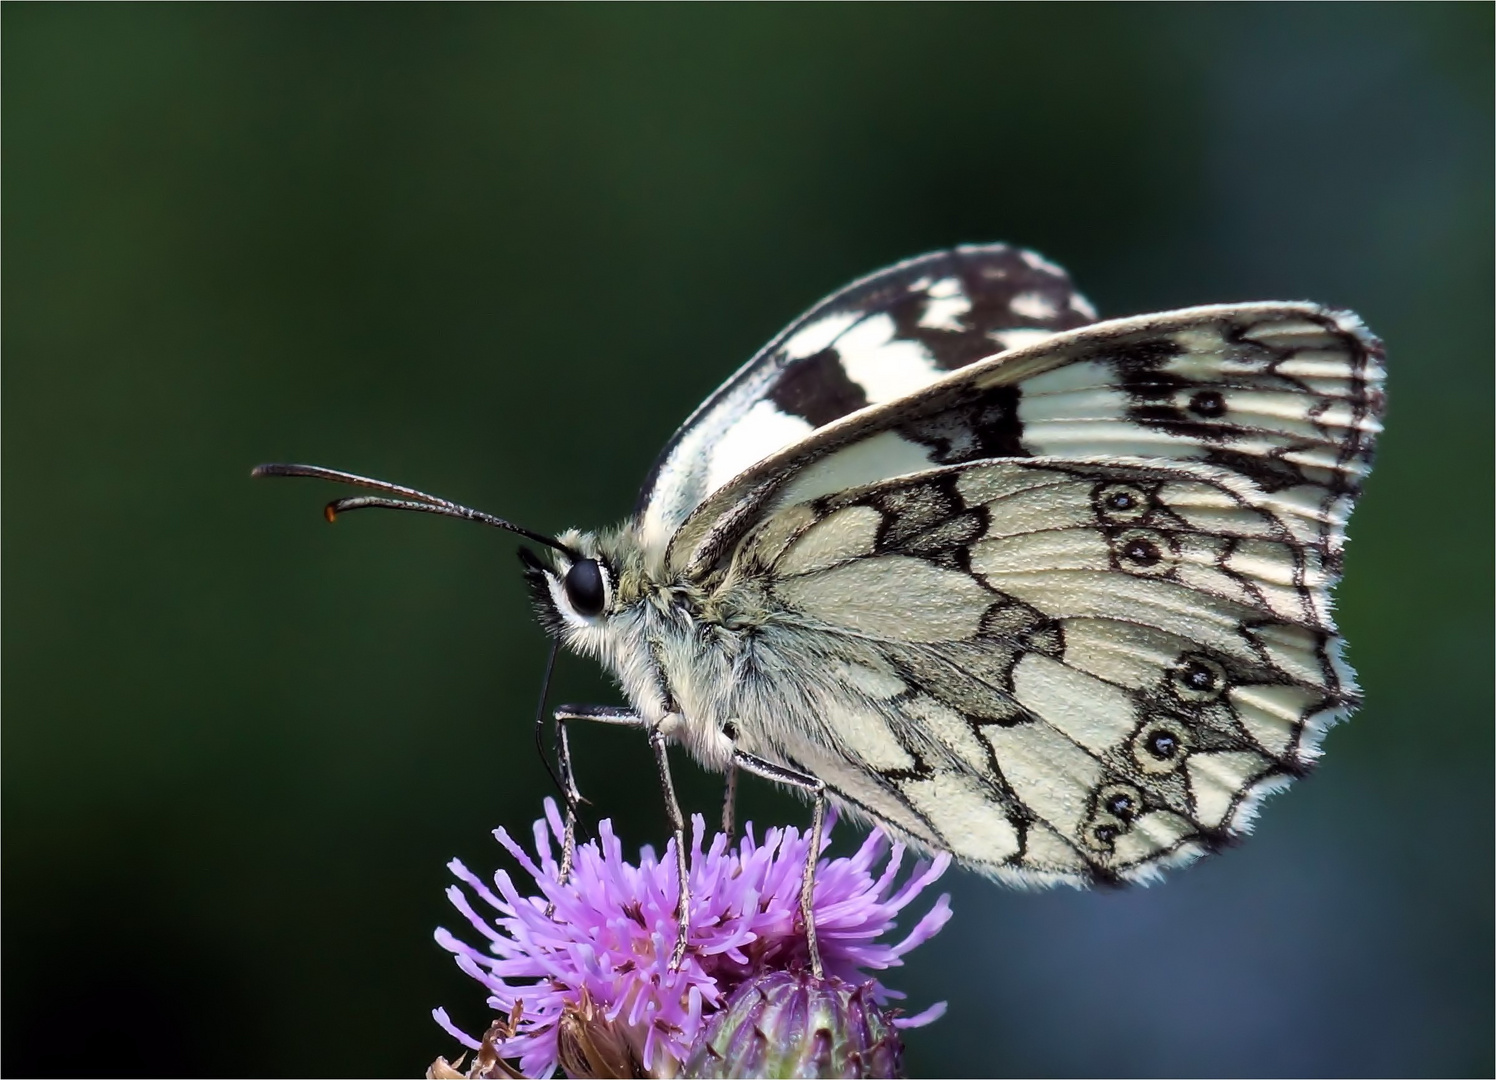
563 559 607 617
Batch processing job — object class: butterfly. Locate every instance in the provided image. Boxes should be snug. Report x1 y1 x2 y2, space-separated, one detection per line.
256 243 1385 976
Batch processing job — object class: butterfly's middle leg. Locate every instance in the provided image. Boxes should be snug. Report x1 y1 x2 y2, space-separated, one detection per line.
644 725 698 970
730 748 828 979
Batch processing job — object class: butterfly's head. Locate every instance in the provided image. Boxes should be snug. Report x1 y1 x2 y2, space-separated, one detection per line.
518 527 649 648
520 536 609 636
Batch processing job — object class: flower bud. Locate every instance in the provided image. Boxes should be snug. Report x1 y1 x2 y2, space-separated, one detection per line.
682 970 905 1079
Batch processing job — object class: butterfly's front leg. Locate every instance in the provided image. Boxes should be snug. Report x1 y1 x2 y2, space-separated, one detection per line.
554 705 696 972
552 705 648 883
730 747 827 979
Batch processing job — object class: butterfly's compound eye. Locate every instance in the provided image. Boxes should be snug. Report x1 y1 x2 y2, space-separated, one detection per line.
563 558 607 617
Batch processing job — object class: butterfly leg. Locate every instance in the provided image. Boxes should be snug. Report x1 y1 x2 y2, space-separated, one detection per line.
552 705 648 883
648 726 694 970
730 749 827 979
720 762 739 841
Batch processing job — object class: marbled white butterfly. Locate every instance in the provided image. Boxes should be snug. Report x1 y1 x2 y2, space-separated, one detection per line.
257 244 1385 975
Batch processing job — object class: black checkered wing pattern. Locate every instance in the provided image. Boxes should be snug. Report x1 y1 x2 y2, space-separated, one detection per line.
726 455 1369 884
635 244 1096 556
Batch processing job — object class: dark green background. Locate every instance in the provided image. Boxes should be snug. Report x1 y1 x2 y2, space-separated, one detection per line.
5 5 1491 1077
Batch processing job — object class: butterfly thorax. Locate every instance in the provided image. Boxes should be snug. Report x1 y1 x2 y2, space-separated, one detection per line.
538 520 825 771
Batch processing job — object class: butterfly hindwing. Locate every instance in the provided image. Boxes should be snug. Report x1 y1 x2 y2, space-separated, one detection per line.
732 456 1360 883
636 243 1096 556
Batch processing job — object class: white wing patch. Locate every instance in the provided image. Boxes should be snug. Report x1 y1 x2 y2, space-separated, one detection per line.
1010 290 1061 321
772 504 881 577
900 772 1023 864
1012 654 1137 754
992 327 1062 351
836 315 945 400
777 430 935 507
781 310 860 360
775 556 992 643
704 400 813 495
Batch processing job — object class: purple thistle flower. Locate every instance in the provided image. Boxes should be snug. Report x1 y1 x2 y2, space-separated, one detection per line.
433 798 952 1079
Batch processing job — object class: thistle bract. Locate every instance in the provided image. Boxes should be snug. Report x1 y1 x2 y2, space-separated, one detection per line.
683 969 905 1079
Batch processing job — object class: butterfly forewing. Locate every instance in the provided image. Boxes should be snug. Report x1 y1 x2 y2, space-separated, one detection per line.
636 243 1097 557
668 303 1384 577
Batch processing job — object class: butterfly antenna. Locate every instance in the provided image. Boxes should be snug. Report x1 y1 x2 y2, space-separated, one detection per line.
251 462 577 557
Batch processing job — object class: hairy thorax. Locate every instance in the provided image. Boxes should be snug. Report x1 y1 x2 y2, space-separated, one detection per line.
555 523 810 776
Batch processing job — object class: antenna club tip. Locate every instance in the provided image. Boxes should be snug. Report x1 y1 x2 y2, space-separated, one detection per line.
323 504 339 524
250 464 271 479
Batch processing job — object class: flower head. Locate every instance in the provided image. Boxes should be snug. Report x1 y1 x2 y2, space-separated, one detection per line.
433 799 952 1078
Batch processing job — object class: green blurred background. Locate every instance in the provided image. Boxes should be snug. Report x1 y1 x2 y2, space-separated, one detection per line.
5 5 1491 1077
